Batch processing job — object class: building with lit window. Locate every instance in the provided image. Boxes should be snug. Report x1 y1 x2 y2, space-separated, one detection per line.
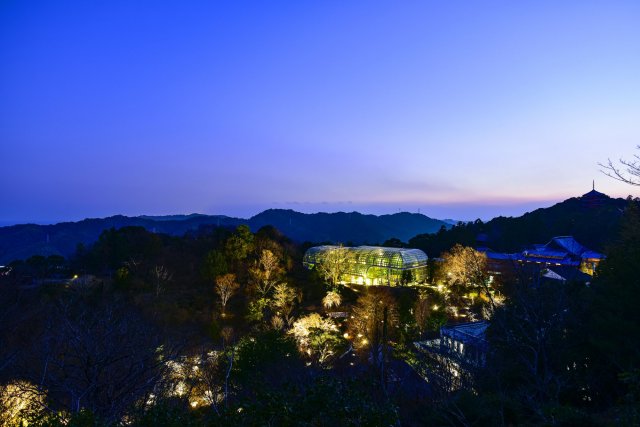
479 236 604 279
517 236 604 276
438 321 488 367
303 245 428 286
414 321 489 391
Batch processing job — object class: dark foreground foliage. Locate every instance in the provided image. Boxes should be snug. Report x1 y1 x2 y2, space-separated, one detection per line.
1 200 639 426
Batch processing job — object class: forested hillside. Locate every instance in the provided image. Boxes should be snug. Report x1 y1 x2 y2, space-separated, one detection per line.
409 195 630 257
0 210 449 264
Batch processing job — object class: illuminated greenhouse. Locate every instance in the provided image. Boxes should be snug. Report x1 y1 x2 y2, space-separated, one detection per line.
303 245 428 286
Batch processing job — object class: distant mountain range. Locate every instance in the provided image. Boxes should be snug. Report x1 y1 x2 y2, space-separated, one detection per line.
0 209 450 264
2 190 632 264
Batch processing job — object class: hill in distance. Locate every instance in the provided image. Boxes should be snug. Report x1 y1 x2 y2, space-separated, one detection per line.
409 190 631 257
2 190 631 264
0 209 449 264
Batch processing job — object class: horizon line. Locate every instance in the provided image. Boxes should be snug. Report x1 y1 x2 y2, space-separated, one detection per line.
0 191 628 228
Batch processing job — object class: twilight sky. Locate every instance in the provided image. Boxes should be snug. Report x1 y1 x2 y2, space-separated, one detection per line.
1 1 639 225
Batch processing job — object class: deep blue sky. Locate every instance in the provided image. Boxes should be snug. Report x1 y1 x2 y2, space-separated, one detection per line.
1 1 639 224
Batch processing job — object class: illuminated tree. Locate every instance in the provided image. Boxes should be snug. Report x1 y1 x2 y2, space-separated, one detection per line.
271 315 286 331
289 314 344 365
441 245 499 317
349 289 399 354
249 249 284 298
0 381 46 427
253 229 288 269
414 290 431 339
349 289 399 392
308 328 346 366
215 273 240 315
322 290 342 310
290 314 336 346
246 298 270 324
600 145 640 186
160 348 230 414
482 291 506 320
442 245 488 289
272 283 298 324
246 249 286 325
316 246 354 287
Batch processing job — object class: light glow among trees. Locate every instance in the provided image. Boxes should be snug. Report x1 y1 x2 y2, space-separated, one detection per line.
215 273 240 315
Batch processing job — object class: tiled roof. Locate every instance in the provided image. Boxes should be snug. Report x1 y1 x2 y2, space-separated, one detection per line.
523 249 571 259
481 236 602 263
548 236 586 256
544 266 593 283
582 189 608 199
441 321 489 343
582 250 604 259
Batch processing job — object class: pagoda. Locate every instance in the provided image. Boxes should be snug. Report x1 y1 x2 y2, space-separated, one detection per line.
581 181 609 208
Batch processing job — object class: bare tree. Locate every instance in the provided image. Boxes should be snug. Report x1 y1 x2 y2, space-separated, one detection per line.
223 347 234 409
215 273 240 315
24 299 176 424
0 281 24 375
600 145 640 186
151 264 172 297
221 326 234 348
124 257 142 275
349 288 399 369
486 276 574 422
190 350 224 413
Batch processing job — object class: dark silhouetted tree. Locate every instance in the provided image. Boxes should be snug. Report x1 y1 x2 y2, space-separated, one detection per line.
600 145 640 186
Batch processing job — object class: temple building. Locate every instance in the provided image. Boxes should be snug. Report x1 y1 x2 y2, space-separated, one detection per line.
517 236 604 276
479 236 604 279
303 245 428 286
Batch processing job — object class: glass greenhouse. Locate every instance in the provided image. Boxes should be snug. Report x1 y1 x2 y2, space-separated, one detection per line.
303 245 428 286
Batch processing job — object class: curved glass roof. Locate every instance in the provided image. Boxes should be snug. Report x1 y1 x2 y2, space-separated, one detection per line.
304 245 428 270
355 245 428 269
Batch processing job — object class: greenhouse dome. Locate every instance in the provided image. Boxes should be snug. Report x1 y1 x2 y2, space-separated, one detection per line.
303 245 428 286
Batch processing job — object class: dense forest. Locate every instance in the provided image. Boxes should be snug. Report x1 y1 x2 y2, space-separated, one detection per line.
0 200 639 426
